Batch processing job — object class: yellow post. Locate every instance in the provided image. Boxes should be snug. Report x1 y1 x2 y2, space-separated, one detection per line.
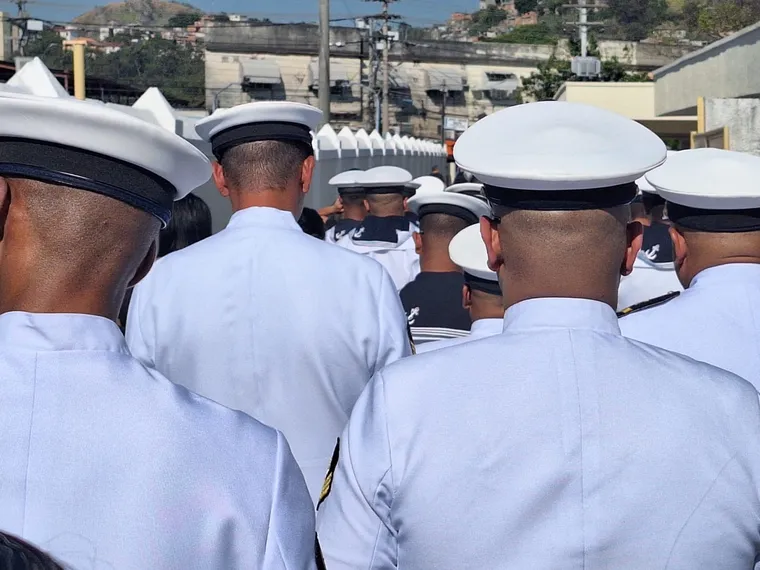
697 96 705 134
72 40 86 100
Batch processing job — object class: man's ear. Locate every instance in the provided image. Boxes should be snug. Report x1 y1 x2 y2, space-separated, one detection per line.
412 231 423 255
480 216 503 273
621 220 644 277
670 225 689 286
363 199 371 213
403 197 409 211
0 177 10 242
128 239 158 288
301 155 316 195
211 162 230 198
462 284 472 310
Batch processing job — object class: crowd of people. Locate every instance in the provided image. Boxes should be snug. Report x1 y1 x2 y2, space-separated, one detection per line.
2 84 760 570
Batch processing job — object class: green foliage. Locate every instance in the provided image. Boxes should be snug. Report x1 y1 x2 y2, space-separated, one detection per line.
25 33 204 107
166 12 202 27
469 6 508 36
603 0 669 40
484 22 558 44
515 0 539 15
682 0 760 38
520 54 651 100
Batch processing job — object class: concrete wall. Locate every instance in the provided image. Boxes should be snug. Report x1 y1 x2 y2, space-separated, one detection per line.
556 82 656 118
654 22 760 116
0 13 14 62
705 98 760 156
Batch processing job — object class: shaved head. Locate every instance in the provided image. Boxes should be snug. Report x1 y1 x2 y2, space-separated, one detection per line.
670 225 760 287
0 177 160 317
365 193 406 217
220 140 312 192
419 213 470 241
489 205 638 306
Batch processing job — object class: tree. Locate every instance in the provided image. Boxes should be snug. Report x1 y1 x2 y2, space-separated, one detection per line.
23 30 72 70
469 6 508 36
520 55 572 100
604 0 669 40
485 22 558 44
166 12 203 28
515 0 539 14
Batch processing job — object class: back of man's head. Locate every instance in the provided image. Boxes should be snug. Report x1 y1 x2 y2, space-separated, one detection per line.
0 177 160 315
420 213 470 244
466 286 504 321
365 193 406 217
341 192 367 218
220 140 312 193
495 205 631 304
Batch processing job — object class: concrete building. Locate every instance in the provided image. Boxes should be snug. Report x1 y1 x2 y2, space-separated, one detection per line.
204 23 693 137
0 12 21 62
555 82 697 147
653 21 760 154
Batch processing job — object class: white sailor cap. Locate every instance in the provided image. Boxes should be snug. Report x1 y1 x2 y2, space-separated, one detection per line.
408 178 492 224
195 101 322 161
358 166 417 196
0 91 210 226
445 182 485 198
412 176 446 194
646 148 760 232
454 102 667 210
449 224 501 296
329 169 365 195
636 150 678 195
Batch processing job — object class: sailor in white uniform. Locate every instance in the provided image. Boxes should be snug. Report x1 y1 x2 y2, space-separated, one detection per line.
336 166 421 289
316 102 760 570
617 151 683 310
126 101 411 505
0 90 318 569
620 148 760 390
324 169 366 244
401 177 493 345
416 223 504 354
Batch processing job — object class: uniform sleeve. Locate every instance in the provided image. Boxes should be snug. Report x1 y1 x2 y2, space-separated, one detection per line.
316 372 396 570
374 268 413 373
266 431 319 570
124 279 156 368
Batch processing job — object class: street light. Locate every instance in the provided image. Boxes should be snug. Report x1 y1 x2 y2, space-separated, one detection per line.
212 82 239 112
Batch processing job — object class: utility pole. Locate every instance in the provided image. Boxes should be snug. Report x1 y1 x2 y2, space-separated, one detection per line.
440 82 447 147
363 0 399 134
579 0 588 57
381 0 390 134
318 0 331 125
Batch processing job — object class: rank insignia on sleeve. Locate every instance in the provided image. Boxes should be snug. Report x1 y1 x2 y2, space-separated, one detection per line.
407 322 416 355
317 439 340 510
617 290 680 318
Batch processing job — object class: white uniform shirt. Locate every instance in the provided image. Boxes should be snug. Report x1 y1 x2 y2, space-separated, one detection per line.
127 206 411 503
415 317 503 354
620 263 760 390
617 252 683 311
336 218 420 290
0 312 316 570
317 298 760 570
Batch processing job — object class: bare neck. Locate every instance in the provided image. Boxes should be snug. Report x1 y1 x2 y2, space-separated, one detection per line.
231 187 301 218
420 239 460 273
0 239 125 320
502 272 619 311
342 207 366 222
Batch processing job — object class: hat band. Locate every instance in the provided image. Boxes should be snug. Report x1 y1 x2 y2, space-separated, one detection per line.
418 203 479 225
0 137 175 226
211 121 313 160
338 187 365 196
365 185 409 195
464 272 502 296
483 182 638 211
667 202 760 233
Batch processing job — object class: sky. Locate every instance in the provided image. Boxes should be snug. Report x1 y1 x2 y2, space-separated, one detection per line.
2 0 475 27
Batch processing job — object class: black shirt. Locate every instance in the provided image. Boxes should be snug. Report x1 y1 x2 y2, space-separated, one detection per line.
400 272 472 345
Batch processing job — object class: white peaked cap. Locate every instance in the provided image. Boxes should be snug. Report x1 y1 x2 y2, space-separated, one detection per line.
646 148 760 210
195 101 322 160
408 180 492 222
412 175 446 194
359 165 414 187
454 102 666 211
0 90 210 225
329 169 365 189
636 150 679 194
446 182 485 197
449 224 498 282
